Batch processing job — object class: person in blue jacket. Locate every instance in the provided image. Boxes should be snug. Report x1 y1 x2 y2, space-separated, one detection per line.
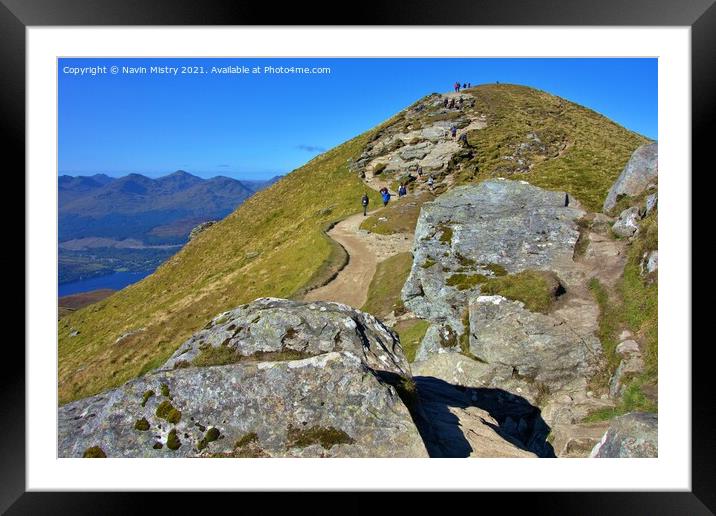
381 188 391 207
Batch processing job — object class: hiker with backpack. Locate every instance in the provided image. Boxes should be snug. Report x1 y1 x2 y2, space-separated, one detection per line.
450 125 458 138
398 183 407 198
361 192 369 216
427 176 434 191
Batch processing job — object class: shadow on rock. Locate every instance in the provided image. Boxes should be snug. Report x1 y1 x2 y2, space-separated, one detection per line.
411 376 556 458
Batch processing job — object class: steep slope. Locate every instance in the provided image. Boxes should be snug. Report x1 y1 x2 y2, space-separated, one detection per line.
58 84 647 405
58 132 384 403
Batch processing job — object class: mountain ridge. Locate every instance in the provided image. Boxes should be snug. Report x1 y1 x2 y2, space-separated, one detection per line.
58 83 648 404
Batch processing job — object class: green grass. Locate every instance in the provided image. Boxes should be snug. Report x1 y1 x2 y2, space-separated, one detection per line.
480 270 563 313
583 378 658 422
445 273 487 291
586 213 658 414
359 191 433 235
393 319 430 363
455 84 649 211
361 252 414 319
58 127 387 404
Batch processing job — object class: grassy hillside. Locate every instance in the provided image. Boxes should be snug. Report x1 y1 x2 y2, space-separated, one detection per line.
456 84 650 211
59 84 650 404
58 132 384 404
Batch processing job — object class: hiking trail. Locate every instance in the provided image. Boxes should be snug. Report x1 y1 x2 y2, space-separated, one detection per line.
303 209 413 309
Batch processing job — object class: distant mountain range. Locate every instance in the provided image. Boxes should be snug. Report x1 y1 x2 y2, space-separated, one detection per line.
59 171 281 244
58 170 281 284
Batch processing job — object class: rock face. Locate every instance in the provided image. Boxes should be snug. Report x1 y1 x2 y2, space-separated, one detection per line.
603 143 658 213
58 299 427 458
468 296 601 392
349 93 483 188
612 207 641 238
402 179 584 357
590 412 658 458
414 376 548 458
162 298 410 378
188 220 217 240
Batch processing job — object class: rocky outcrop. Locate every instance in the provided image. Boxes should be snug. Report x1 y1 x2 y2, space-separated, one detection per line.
161 298 410 377
590 412 658 458
603 143 658 213
402 179 584 357
58 299 427 458
468 295 601 392
188 220 217 240
349 93 483 186
612 207 641 238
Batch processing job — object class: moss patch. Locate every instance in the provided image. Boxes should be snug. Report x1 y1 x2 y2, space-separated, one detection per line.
482 263 508 276
155 400 182 424
421 258 436 269
140 390 155 407
445 273 487 291
166 429 181 451
134 417 150 431
286 424 355 450
197 427 221 451
480 270 563 313
235 432 259 448
438 224 454 244
82 446 106 458
160 383 171 398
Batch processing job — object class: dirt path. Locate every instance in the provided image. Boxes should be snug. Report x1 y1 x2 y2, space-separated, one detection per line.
303 211 379 309
304 207 414 309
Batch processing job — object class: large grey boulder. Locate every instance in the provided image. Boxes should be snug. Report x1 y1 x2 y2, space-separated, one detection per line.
162 298 410 378
590 412 658 458
468 295 601 392
603 143 658 213
402 179 584 353
58 299 426 458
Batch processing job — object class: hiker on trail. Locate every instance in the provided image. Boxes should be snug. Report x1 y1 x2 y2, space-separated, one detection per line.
467 82 471 88
361 192 369 216
398 183 407 198
458 132 468 145
462 83 467 89
450 125 458 138
416 165 423 177
428 176 434 191
381 189 391 207
454 81 460 92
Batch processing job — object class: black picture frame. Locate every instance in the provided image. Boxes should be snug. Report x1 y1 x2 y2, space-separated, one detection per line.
5 0 709 512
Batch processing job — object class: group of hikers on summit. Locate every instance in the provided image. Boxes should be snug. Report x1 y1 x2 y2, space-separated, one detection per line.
453 81 471 92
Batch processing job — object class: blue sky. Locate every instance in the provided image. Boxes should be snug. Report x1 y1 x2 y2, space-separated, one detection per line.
58 58 657 180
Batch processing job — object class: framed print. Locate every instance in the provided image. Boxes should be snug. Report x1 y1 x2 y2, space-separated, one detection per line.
5 0 710 512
